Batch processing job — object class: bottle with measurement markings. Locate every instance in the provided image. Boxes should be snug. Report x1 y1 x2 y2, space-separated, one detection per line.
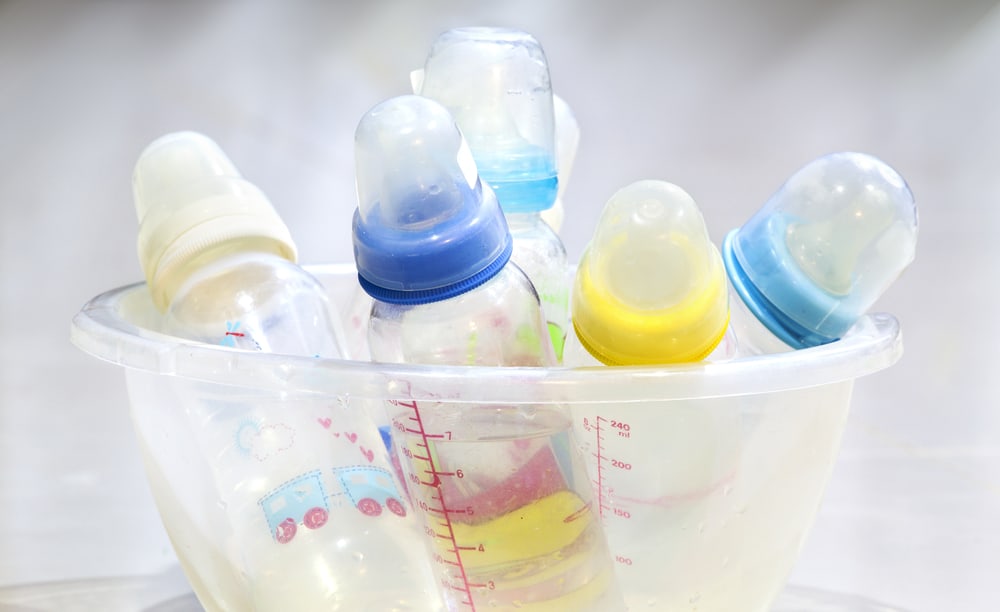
416 27 571 362
564 180 742 608
722 151 918 355
133 131 440 611
353 95 624 612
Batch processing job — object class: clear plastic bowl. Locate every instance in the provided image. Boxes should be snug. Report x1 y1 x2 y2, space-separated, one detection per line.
70 264 903 612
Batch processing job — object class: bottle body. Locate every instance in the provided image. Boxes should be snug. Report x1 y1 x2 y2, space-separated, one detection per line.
505 213 570 362
564 280 741 610
708 323 740 361
562 327 603 367
163 251 345 356
368 265 624 611
162 250 441 611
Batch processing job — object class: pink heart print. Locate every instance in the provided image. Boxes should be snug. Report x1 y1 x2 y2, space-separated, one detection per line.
345 432 358 444
360 446 374 463
317 417 332 429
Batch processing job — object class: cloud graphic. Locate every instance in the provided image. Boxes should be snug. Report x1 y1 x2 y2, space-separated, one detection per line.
249 424 295 461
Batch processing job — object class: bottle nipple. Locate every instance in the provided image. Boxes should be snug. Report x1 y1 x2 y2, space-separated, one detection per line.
572 180 729 365
132 131 296 311
352 95 512 304
723 152 918 347
417 27 558 214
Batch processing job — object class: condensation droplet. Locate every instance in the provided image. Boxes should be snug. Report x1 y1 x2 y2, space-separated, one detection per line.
336 393 352 412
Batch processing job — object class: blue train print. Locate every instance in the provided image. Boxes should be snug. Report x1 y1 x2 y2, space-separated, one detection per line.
332 466 407 518
259 466 406 543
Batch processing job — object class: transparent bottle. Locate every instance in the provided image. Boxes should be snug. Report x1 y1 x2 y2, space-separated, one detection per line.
352 95 623 612
563 180 741 608
564 180 734 367
417 27 571 361
722 151 918 354
133 132 440 611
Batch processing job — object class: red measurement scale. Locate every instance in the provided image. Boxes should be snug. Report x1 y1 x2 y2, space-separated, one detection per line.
581 414 637 568
390 399 596 611
583 415 633 516
391 399 486 610
579 406 742 581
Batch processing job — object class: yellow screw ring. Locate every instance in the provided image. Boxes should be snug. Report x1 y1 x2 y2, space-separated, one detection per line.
571 245 730 366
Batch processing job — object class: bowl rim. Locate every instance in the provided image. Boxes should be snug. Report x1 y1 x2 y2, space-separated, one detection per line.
70 263 903 403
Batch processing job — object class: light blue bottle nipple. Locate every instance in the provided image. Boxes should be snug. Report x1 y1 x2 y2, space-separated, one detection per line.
723 152 918 348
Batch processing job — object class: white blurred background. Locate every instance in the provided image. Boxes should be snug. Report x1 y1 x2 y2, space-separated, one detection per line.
1 1 999 610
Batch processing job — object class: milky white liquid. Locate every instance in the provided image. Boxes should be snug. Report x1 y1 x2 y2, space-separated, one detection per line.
137 436 444 611
572 383 852 611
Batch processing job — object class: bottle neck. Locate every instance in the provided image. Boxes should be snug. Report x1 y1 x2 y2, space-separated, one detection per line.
505 210 544 229
727 284 794 356
370 263 555 367
154 238 292 310
505 211 562 243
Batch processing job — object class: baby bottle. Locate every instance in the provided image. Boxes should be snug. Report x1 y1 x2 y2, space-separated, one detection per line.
564 180 741 608
417 27 571 360
722 151 918 354
352 95 623 611
133 131 440 611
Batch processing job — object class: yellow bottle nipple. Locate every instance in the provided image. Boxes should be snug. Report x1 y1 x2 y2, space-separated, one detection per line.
572 180 729 365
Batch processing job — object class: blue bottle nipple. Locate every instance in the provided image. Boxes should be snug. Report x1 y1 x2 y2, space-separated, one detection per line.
723 152 918 348
352 95 512 305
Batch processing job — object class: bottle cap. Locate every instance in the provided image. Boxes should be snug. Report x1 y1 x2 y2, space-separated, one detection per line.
573 180 729 365
132 131 296 311
352 95 512 305
723 152 918 348
418 27 558 214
